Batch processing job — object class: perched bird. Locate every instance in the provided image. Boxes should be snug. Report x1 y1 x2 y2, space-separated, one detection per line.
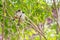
13 10 25 25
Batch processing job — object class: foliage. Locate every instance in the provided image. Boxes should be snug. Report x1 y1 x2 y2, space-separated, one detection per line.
0 0 60 40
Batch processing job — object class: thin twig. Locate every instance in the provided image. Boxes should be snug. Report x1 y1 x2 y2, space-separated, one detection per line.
53 0 59 40
25 15 47 40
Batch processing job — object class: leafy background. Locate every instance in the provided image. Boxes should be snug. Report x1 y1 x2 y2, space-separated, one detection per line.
0 0 60 40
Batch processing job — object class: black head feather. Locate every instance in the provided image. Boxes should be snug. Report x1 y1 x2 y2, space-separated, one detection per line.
18 10 21 12
22 12 24 13
16 10 21 13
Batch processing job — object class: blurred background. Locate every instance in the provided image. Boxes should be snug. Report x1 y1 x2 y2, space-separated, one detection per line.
0 0 60 40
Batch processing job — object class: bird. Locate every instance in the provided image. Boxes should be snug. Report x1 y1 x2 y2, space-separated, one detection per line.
13 10 25 26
